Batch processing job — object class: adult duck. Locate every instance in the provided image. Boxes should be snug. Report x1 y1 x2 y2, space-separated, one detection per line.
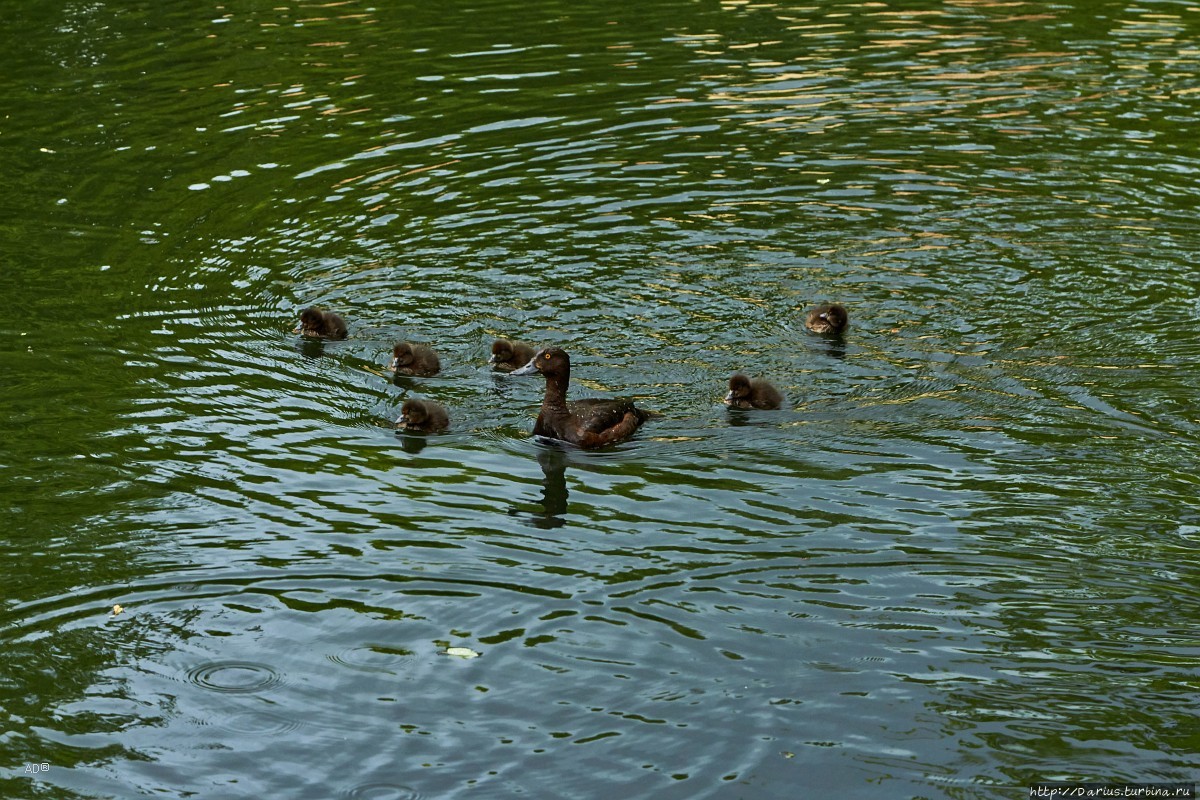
511 347 652 448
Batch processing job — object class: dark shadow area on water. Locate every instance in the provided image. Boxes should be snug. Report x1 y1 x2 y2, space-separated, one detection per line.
296 337 329 360
806 331 847 361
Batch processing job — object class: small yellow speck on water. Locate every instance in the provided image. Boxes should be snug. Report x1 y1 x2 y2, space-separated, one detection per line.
111 605 123 615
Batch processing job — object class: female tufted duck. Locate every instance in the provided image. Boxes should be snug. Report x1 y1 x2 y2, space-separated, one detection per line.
725 373 783 410
390 342 441 376
296 307 348 340
511 347 652 448
805 303 848 335
489 338 537 372
396 398 449 432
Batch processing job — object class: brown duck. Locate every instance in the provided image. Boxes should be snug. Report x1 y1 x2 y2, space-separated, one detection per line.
725 373 782 410
295 307 348 340
511 347 652 448
396 399 449 432
489 338 537 372
805 303 848 335
390 342 441 377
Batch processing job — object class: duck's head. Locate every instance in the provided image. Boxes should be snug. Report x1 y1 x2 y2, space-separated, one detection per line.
397 398 428 427
511 346 569 378
489 339 514 364
725 373 752 404
390 342 415 370
297 307 324 334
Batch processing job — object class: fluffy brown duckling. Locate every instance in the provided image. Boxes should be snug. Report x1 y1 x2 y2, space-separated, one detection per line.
805 303 848 335
511 347 653 449
295 307 348 340
489 338 537 372
390 342 441 376
725 373 783 410
396 398 449 433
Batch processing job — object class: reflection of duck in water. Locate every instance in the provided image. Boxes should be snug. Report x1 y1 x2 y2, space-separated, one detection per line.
805 303 848 335
390 342 441 376
725 373 783 410
534 445 568 528
396 399 449 433
504 442 569 530
295 307 348 340
489 339 537 372
511 347 652 448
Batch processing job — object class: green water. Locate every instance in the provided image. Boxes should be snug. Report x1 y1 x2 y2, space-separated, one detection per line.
2 1 1198 798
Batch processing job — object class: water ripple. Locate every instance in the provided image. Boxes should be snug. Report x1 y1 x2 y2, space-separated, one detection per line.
185 660 284 694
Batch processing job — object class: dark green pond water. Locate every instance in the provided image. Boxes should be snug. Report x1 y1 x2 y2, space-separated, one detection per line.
2 1 1198 797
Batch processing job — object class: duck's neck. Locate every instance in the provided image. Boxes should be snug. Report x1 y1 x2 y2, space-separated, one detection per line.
541 368 571 416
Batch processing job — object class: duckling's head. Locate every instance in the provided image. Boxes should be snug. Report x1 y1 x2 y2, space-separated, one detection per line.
298 307 325 334
398 398 429 427
391 342 415 369
725 373 752 404
491 340 513 360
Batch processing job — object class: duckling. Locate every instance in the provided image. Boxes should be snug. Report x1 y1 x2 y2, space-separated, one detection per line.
390 342 441 377
396 398 449 433
295 307 348 340
805 303 848 335
511 347 652 449
489 338 537 372
725 373 783 410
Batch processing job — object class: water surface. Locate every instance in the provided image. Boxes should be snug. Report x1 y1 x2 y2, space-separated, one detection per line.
2 1 1198 798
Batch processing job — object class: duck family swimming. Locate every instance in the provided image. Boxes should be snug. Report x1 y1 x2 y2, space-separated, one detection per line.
294 301 848 446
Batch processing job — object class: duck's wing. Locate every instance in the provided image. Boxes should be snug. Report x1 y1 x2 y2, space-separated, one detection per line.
564 399 650 448
574 410 645 449
568 399 635 434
